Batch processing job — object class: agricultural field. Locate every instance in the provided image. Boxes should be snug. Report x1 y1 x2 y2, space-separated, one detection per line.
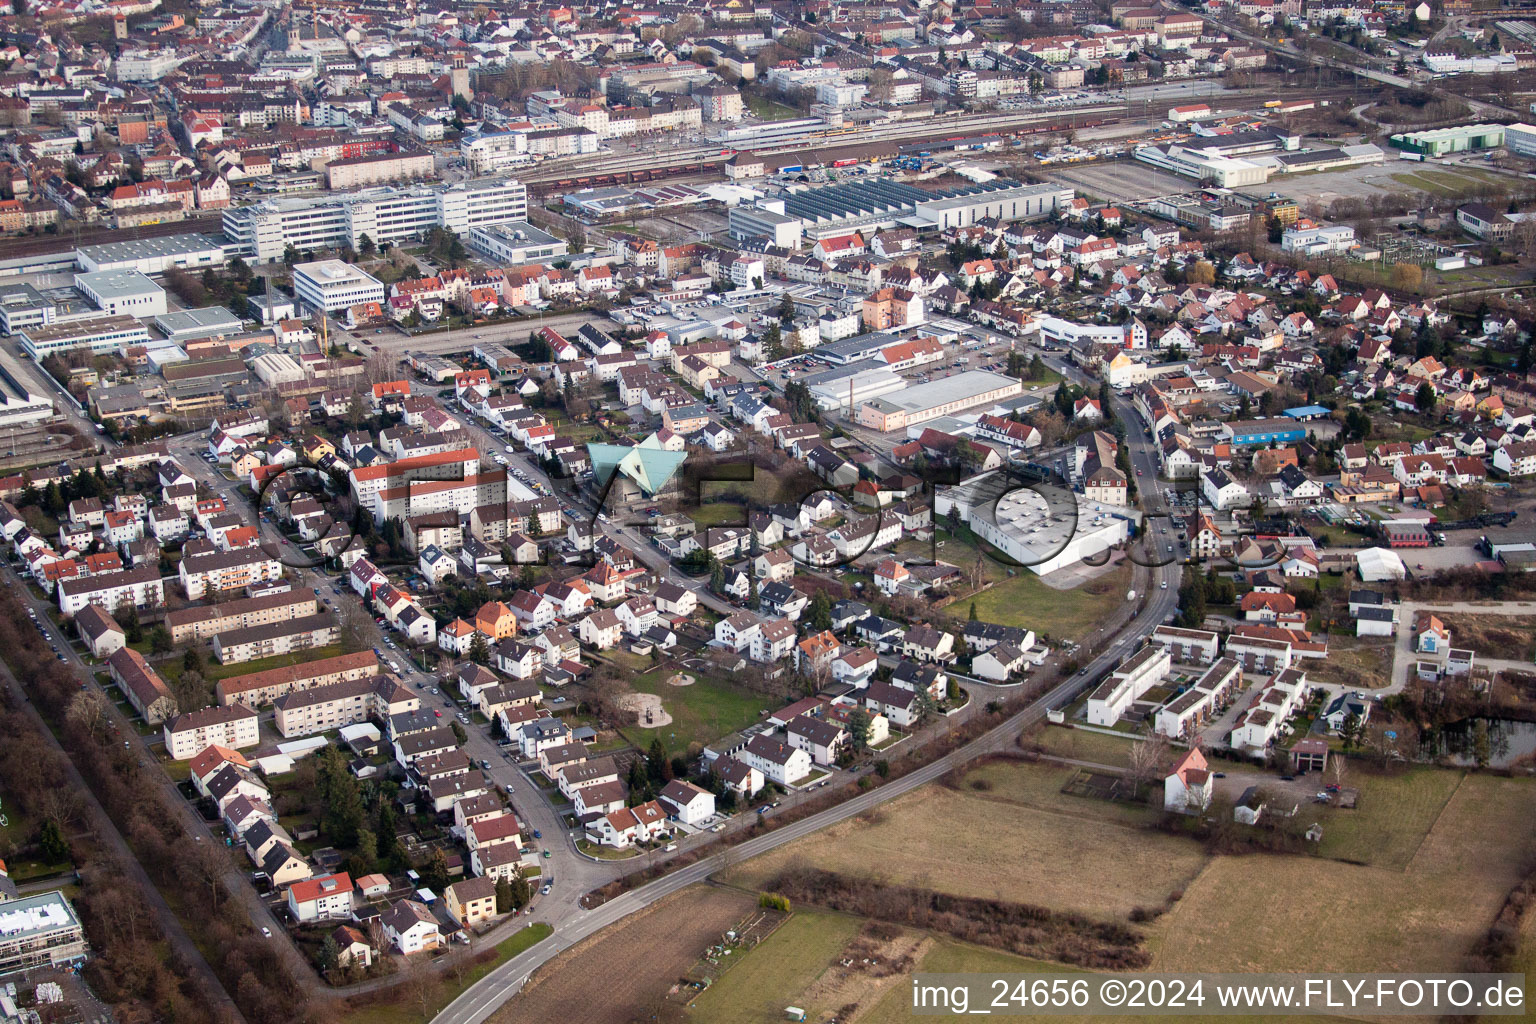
721 759 1536 981
490 887 755 1024
700 910 1349 1024
724 781 1207 921
686 909 866 1024
1151 773 1536 973
959 756 1157 827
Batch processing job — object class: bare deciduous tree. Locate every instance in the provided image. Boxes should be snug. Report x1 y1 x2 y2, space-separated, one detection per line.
65 687 110 744
1126 732 1171 799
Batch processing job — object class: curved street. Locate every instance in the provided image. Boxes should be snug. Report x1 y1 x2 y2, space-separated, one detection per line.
432 381 1180 1024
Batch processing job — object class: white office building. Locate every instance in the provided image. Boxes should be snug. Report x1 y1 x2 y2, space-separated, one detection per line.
222 179 529 262
468 223 570 264
73 270 167 317
1280 221 1356 256
1505 122 1536 158
292 260 386 313
19 315 150 360
460 130 534 175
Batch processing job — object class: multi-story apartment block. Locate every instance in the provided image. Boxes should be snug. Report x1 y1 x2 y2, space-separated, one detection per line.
167 589 318 645
163 704 260 760
216 650 380 707
222 179 529 262
179 547 283 600
213 613 341 665
57 564 165 616
272 675 418 738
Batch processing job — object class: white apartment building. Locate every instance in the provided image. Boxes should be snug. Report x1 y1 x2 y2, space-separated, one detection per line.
1153 657 1242 740
179 548 283 601
1229 667 1308 751
272 675 418 738
1150 624 1221 664
293 260 386 314
221 179 530 262
57 565 165 616
163 704 260 760
1085 644 1171 727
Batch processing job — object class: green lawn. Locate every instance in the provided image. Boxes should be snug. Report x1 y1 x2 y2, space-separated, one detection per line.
687 909 863 1024
955 560 1134 644
340 923 552 1024
688 501 747 528
1014 365 1065 390
745 95 802 121
1314 767 1465 870
162 643 351 686
620 670 766 755
1021 724 1138 769
0 794 73 881
576 839 641 860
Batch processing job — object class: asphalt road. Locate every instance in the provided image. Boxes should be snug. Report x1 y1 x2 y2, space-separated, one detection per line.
430 396 1181 1024
432 560 1178 1024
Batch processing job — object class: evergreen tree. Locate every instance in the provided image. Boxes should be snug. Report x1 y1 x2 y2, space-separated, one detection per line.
807 591 833 631
646 738 668 783
181 644 201 672
709 561 726 595
317 747 365 848
43 480 64 517
1052 382 1074 417
495 877 514 913
763 321 784 361
968 601 977 621
1415 381 1437 415
354 828 377 871
38 820 69 863
149 625 172 653
748 576 760 610
117 605 142 644
319 935 340 974
469 632 490 665
845 707 872 752
423 847 450 891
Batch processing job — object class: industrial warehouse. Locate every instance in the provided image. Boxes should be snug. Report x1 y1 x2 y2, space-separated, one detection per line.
728 178 1071 243
936 469 1136 577
854 370 1024 431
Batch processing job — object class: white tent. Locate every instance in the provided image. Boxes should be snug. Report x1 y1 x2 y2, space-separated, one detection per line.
1356 546 1407 582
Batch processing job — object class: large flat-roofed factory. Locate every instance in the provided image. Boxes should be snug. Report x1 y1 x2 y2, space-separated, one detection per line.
728 178 1071 245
